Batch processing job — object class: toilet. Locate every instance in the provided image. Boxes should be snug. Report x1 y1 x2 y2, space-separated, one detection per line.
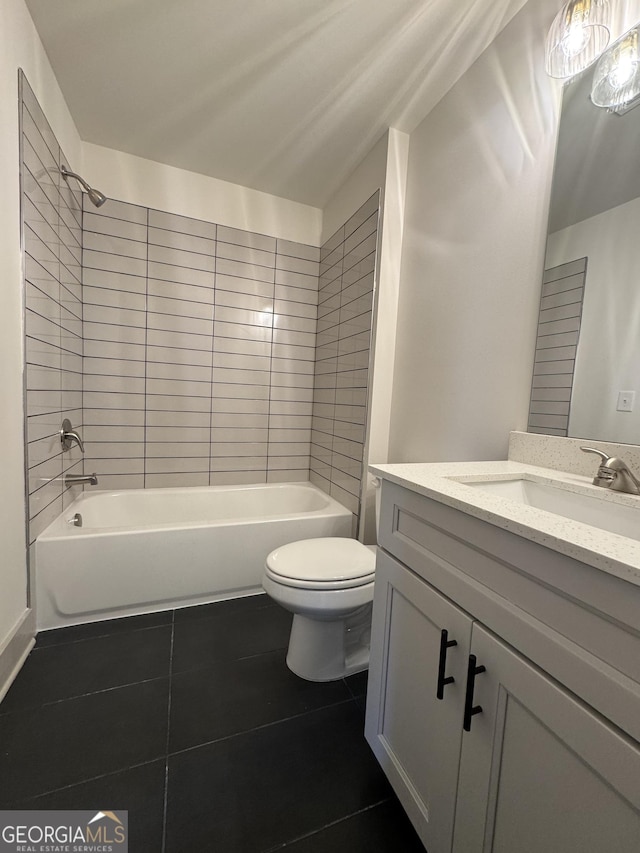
262 484 380 682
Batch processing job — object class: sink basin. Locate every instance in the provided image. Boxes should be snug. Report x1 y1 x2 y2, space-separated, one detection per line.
462 478 640 541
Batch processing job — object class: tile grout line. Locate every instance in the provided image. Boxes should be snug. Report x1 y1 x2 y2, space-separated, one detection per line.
1 756 167 810
80 194 85 487
166 696 358 760
266 251 276 483
161 610 176 853
143 207 150 486
208 226 216 486
0 672 172 718
262 798 392 853
34 617 173 649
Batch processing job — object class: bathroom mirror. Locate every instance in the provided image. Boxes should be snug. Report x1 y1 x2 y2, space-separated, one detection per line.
529 49 640 445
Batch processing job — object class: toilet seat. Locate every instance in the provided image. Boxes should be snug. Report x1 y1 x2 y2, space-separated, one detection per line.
265 537 376 590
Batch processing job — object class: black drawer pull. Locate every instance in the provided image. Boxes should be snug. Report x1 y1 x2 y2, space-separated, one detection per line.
436 629 457 700
463 654 486 731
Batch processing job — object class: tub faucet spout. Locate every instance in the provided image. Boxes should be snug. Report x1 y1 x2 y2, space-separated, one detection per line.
65 473 98 487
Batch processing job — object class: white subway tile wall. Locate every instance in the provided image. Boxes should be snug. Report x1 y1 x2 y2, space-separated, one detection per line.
528 258 587 437
20 74 380 536
309 192 380 516
21 73 84 546
82 198 320 489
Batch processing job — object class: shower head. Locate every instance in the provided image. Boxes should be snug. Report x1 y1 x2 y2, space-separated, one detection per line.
86 186 108 208
60 164 107 208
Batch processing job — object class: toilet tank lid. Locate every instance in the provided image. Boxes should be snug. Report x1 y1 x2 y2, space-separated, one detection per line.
266 537 376 583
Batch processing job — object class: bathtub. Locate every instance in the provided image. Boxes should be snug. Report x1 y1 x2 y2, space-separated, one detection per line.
35 482 353 630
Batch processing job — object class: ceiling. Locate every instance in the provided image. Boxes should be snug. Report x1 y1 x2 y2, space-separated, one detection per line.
26 0 528 208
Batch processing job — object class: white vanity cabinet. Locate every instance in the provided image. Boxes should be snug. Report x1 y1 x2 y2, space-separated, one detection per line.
365 549 473 851
365 480 640 853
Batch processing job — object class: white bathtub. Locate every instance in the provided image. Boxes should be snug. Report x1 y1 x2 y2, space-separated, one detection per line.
35 482 353 630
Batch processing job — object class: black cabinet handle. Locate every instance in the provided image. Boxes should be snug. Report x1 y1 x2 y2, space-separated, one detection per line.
436 629 457 700
463 654 486 731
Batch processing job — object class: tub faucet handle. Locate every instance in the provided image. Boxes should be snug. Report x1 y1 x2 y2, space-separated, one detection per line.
60 418 85 453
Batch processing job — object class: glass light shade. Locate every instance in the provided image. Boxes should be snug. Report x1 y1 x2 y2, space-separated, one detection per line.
545 0 611 79
591 27 640 111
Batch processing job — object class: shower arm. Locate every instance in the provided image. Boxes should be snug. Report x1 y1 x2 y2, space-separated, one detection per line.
60 165 107 207
60 164 91 193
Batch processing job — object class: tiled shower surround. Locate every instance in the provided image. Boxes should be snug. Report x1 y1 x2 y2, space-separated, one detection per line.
310 192 380 514
20 75 380 542
21 73 84 547
527 257 586 437
82 200 320 490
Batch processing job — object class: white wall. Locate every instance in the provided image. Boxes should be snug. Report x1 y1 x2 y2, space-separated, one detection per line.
388 0 561 464
547 196 640 444
364 130 410 542
321 133 389 245
319 129 411 542
367 128 410 471
83 142 322 246
0 0 82 666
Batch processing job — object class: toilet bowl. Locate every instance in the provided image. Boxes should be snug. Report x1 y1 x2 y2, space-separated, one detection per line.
262 537 376 682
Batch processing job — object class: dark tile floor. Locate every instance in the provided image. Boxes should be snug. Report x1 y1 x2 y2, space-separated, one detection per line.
0 594 424 852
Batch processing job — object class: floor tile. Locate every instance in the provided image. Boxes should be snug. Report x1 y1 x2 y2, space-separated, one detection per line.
173 593 274 622
171 603 292 674
1 626 172 714
279 798 425 852
36 610 173 648
0 678 169 802
8 760 166 853
354 694 367 717
0 594 408 853
169 649 351 752
344 669 368 699
164 701 391 852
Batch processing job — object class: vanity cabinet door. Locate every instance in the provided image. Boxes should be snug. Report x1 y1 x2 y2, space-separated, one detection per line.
453 624 640 853
365 550 473 853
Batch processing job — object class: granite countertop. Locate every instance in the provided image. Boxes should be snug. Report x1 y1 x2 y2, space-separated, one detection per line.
369 460 640 588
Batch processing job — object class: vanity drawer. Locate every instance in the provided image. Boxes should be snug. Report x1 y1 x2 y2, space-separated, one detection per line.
378 480 640 742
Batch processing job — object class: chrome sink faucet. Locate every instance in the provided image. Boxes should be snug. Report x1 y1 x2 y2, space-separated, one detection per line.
580 447 640 495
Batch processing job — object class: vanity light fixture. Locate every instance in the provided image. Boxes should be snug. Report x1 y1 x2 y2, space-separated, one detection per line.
545 0 611 78
591 26 640 112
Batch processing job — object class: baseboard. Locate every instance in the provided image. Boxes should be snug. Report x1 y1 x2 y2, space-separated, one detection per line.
0 608 35 704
